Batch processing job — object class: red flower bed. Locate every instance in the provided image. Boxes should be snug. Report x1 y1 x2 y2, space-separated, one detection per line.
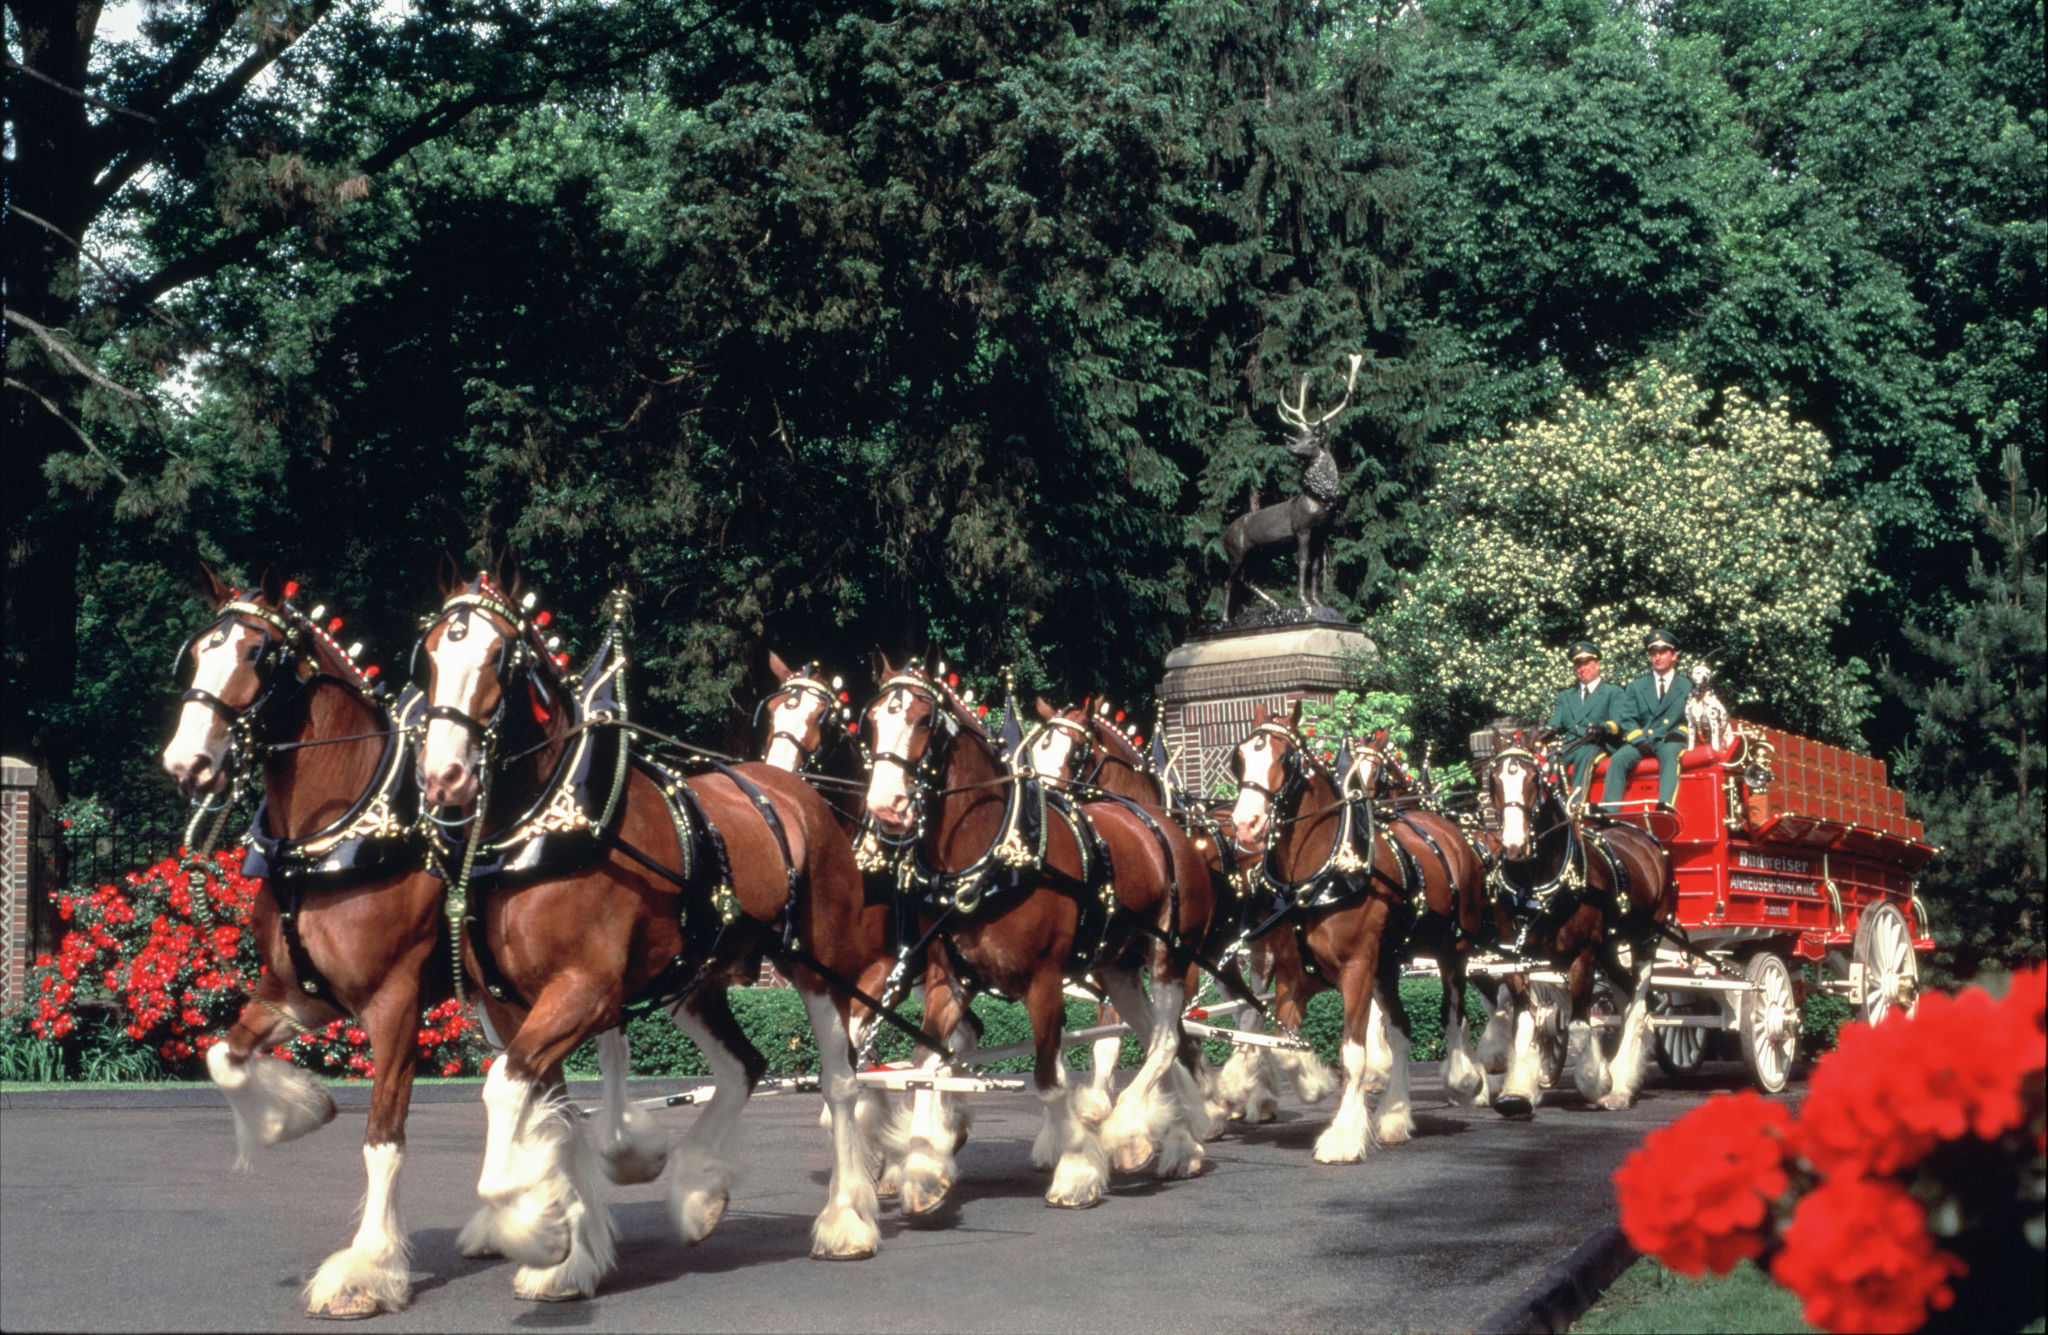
21 853 489 1081
1614 965 2047 1334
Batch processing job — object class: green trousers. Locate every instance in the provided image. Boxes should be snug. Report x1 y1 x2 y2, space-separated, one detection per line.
1603 738 1685 807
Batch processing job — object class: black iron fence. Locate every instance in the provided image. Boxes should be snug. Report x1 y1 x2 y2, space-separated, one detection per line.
54 808 190 892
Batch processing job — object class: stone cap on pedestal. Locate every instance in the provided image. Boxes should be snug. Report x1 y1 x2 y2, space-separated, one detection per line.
1160 624 1375 703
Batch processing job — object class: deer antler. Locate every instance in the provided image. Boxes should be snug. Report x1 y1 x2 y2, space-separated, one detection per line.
1277 374 1312 429
1276 353 1366 430
1313 353 1366 427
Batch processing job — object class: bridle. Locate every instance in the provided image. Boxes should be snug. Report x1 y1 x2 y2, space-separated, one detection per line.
1231 720 1305 806
1026 712 1101 786
412 586 531 750
173 599 304 750
860 672 962 845
758 664 845 771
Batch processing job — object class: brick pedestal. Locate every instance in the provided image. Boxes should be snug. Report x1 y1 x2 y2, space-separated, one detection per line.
1156 623 1375 798
1 757 48 1009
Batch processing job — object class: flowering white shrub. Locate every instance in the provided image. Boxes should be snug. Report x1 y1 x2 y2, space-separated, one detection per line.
1381 364 1873 741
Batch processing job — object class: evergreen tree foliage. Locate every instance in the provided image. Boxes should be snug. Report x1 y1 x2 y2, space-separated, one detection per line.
1381 364 1873 744
1884 445 2046 980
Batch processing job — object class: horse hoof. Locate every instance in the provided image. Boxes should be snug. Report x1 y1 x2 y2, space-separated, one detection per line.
312 1292 384 1321
1044 1186 1102 1210
1597 1092 1635 1112
519 1289 588 1304
1496 1095 1535 1121
900 1177 952 1219
1109 1137 1155 1174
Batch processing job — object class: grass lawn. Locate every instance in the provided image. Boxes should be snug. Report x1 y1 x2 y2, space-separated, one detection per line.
1573 1257 1815 1334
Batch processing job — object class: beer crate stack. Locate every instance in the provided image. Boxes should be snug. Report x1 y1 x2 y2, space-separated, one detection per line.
1738 724 1923 841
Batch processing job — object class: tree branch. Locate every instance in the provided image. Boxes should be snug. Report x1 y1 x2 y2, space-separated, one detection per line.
3 308 152 404
5 203 179 327
4 377 133 485
0 56 159 124
91 0 342 211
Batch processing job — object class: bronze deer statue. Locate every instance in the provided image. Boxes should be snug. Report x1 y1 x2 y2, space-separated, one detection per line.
1222 353 1364 622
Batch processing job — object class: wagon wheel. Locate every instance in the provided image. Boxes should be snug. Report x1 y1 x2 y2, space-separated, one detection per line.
1531 981 1570 1088
1738 953 1798 1095
1854 902 1919 1025
1652 992 1711 1077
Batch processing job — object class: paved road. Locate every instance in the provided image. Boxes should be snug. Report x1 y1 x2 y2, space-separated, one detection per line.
1 1061 1772 1333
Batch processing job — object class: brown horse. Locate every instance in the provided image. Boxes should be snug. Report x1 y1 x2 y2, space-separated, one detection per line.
161 567 447 1318
1344 732 1492 1109
414 568 889 1297
1227 708 1442 1160
1482 738 1676 1117
861 659 1214 1212
1020 698 1239 1131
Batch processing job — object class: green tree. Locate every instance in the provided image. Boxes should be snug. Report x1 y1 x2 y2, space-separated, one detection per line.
3 0 740 791
1883 444 2045 980
1381 364 1873 749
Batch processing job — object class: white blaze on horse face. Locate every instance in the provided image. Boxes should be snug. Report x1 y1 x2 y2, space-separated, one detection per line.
1028 725 1078 780
764 692 825 771
1230 734 1281 851
1499 757 1534 859
863 689 921 832
162 621 263 797
419 613 500 808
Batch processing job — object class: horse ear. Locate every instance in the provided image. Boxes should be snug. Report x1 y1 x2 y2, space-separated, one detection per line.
437 552 462 598
767 648 792 682
1035 697 1056 721
197 562 234 609
1288 700 1304 728
257 564 285 607
493 548 524 600
871 648 894 680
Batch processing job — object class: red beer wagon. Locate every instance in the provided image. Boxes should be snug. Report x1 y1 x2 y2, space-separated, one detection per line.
1583 724 1937 1093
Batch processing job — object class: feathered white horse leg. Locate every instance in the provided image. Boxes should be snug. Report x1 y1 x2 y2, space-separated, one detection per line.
593 1027 666 1184
464 1060 612 1301
901 1017 976 1216
1495 999 1544 1119
801 989 881 1260
303 1142 412 1318
1041 1064 1109 1209
1312 1027 1375 1164
207 1043 337 1171
1442 1010 1490 1109
1475 983 1515 1074
1370 988 1414 1147
666 999 751 1245
1598 955 1658 1111
1097 970 1169 1173
1363 994 1395 1094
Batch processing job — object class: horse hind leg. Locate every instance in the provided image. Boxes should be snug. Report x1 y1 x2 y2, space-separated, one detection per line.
1034 978 1108 1209
799 988 880 1260
208 995 338 1170
665 988 763 1244
1598 953 1658 1111
1368 983 1415 1147
1073 1002 1120 1127
1474 981 1515 1074
593 1027 667 1184
1439 972 1490 1109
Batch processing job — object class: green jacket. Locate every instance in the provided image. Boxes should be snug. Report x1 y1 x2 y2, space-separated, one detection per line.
1544 679 1624 743
1617 670 1691 751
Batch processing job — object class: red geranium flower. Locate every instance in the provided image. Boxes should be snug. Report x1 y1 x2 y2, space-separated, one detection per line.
1770 1177 1966 1334
1614 1091 1792 1275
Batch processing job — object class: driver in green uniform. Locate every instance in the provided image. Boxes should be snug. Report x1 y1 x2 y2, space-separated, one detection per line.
1603 628 1690 812
1543 640 1623 808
